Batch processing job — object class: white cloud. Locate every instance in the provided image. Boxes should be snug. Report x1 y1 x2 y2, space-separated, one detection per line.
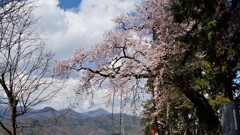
34 0 139 58
35 78 123 113
33 0 140 112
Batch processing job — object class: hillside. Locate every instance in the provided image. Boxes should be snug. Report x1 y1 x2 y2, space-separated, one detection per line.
0 107 143 135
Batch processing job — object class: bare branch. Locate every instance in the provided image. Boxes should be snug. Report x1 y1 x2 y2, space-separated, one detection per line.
0 1 62 134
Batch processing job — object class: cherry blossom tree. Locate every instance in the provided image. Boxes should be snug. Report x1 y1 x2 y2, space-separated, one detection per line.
56 1 181 98
55 0 186 127
55 0 219 132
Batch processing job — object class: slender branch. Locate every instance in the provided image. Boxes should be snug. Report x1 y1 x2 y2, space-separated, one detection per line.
0 121 12 135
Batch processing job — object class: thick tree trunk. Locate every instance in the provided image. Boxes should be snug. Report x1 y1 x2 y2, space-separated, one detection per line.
11 107 17 135
9 100 17 135
181 80 220 131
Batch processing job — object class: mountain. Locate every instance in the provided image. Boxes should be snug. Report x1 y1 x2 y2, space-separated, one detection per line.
0 107 143 135
83 108 109 117
37 106 57 113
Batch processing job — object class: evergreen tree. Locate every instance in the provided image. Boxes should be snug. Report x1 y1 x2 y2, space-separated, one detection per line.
170 0 240 131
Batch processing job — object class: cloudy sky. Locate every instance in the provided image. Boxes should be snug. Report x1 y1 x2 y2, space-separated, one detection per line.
33 0 141 113
34 0 138 58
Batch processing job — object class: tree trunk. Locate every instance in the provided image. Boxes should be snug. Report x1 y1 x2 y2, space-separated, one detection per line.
152 87 161 135
10 102 17 135
181 80 220 131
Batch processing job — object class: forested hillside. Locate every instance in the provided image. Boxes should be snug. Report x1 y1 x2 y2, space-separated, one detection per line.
0 107 143 135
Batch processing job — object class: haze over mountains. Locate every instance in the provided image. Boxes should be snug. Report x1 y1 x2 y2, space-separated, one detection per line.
0 107 143 135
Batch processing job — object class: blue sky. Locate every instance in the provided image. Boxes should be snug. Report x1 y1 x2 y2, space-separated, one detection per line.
34 0 140 113
58 0 82 11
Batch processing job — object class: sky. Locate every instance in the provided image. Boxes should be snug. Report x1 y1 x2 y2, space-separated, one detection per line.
33 0 141 113
58 0 82 11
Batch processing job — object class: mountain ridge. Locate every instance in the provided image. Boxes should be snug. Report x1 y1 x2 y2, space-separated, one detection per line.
0 107 143 135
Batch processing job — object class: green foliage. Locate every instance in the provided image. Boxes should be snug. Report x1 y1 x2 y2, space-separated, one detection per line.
142 78 200 134
209 95 231 110
141 77 157 134
172 0 240 100
170 0 240 131
144 0 240 133
166 92 197 134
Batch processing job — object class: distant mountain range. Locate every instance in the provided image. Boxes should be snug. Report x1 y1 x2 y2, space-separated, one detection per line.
0 107 143 135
